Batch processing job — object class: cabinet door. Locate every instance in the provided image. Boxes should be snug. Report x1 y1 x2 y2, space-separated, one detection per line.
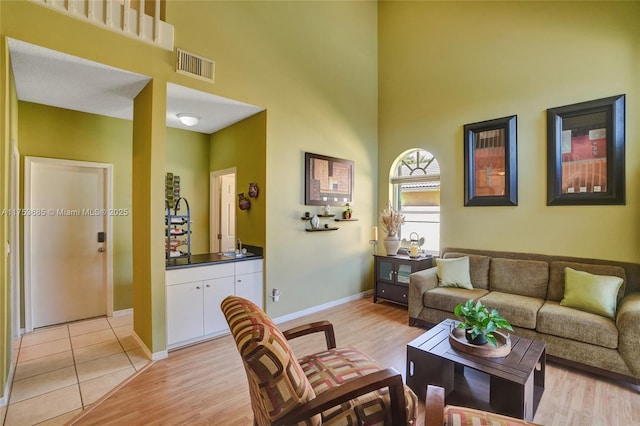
166 281 204 345
396 262 413 284
203 276 235 335
235 272 263 309
376 258 395 284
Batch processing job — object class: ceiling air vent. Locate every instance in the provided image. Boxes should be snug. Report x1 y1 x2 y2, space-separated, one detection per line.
176 48 215 83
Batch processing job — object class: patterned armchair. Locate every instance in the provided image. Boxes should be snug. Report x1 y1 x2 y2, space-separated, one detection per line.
425 385 541 426
221 296 418 425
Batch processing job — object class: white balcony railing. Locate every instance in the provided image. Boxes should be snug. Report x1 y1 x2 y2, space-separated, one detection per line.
31 0 174 51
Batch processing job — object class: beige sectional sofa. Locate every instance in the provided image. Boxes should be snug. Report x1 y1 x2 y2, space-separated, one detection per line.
409 247 640 384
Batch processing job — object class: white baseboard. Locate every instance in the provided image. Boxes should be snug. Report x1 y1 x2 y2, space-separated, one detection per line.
131 331 167 361
112 308 133 317
271 291 369 325
0 359 16 408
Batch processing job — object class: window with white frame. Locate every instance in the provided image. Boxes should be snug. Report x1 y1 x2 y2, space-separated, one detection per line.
390 149 440 254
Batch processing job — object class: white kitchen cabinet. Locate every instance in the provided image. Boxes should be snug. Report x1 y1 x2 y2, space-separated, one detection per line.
166 281 204 345
203 276 234 335
166 259 263 349
235 259 263 309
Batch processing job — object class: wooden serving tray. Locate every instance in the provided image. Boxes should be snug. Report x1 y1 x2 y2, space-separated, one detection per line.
448 325 511 358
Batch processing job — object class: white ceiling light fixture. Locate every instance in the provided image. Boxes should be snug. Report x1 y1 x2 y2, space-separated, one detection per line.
177 113 200 126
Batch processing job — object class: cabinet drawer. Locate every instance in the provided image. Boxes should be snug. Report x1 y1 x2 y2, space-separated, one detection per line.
235 259 263 275
166 263 234 285
376 282 408 304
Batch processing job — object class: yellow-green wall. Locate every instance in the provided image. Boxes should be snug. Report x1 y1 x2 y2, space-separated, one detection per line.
166 127 211 254
168 1 379 317
16 104 211 315
18 103 134 311
210 111 267 251
379 1 640 262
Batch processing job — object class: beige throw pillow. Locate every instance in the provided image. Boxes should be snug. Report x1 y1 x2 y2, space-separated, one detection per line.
436 256 473 290
560 267 623 319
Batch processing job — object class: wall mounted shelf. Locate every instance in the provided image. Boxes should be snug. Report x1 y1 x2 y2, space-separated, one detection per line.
305 227 339 232
335 218 359 222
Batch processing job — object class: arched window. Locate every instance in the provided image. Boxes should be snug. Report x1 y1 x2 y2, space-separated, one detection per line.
390 149 440 254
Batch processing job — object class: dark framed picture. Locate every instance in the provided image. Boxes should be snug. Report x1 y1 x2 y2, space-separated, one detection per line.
547 94 625 206
305 152 354 206
464 115 517 206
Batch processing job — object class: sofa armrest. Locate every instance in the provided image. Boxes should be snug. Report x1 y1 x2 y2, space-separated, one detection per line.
616 292 640 377
409 267 438 319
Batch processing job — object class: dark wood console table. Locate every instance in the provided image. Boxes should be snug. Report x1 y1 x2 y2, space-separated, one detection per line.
373 254 434 306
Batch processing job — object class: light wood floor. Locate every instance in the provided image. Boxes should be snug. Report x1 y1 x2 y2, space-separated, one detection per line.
70 296 640 425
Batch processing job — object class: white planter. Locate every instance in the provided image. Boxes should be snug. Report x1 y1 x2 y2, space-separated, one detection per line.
383 235 400 256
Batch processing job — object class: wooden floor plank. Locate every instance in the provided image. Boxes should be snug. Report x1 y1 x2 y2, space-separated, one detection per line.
70 296 640 425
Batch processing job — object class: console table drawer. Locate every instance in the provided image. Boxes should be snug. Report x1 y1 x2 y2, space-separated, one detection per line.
376 282 408 304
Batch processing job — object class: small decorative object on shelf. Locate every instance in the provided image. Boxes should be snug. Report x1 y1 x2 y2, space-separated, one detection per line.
453 299 513 347
310 214 320 229
238 193 251 210
342 202 352 219
323 204 331 215
248 182 259 198
380 203 404 256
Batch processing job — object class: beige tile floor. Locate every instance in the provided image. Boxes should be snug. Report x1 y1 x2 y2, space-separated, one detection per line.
2 314 150 426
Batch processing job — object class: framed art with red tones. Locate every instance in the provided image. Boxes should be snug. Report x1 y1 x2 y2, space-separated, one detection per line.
547 95 625 205
464 115 517 207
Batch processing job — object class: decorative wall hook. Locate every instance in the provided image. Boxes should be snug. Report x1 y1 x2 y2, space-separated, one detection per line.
238 193 251 210
248 182 259 198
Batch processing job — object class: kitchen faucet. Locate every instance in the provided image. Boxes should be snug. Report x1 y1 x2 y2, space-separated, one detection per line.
237 239 242 253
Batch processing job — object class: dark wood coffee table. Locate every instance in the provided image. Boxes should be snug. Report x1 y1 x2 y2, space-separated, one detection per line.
406 319 545 421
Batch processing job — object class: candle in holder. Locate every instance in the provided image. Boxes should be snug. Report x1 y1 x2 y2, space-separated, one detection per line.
372 226 378 241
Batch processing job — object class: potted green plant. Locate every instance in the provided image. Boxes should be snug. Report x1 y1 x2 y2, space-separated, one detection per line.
453 299 513 347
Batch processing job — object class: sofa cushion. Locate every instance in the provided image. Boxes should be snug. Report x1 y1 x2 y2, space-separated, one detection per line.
548 261 626 302
443 252 491 290
436 257 473 289
478 292 544 329
537 301 619 349
561 267 623 319
424 287 489 312
489 258 549 299
300 347 418 424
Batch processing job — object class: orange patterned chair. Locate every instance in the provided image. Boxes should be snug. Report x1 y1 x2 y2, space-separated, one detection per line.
221 296 417 425
425 385 542 426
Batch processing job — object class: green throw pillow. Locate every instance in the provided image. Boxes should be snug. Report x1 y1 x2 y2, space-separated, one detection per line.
436 256 473 289
560 267 623 319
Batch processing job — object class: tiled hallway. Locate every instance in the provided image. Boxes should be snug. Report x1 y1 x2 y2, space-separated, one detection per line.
2 314 150 425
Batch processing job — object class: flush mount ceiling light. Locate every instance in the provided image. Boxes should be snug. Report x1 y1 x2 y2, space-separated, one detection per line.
176 113 200 126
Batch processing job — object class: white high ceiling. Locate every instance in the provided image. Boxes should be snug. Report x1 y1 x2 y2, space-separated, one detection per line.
8 38 264 134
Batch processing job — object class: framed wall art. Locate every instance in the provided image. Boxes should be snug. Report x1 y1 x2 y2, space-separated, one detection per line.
547 94 625 205
463 115 517 206
305 152 354 206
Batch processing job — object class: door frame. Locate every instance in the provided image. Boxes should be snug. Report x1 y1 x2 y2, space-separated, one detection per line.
24 156 113 332
210 167 236 254
11 140 21 338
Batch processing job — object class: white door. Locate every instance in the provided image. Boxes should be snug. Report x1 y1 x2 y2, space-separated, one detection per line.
219 173 236 252
25 158 111 329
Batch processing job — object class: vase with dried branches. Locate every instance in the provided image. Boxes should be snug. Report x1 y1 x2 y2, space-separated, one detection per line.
380 203 404 255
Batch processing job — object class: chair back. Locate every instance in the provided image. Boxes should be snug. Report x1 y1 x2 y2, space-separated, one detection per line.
221 296 320 425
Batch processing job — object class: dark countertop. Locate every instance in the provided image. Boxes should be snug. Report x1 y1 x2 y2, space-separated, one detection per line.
166 246 263 270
